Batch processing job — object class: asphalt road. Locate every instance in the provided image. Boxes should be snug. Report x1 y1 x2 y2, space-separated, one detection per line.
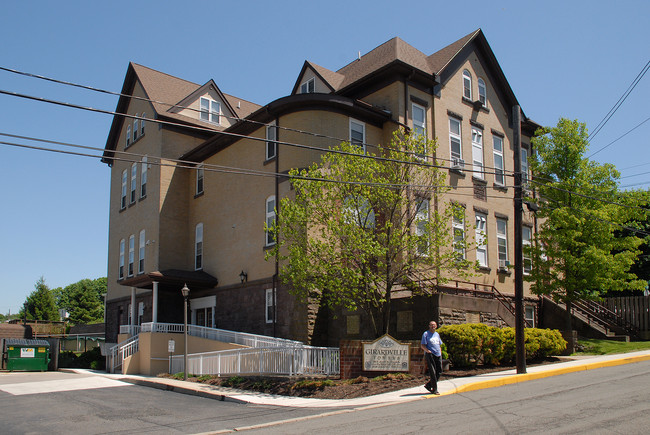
0 371 330 434
245 359 650 434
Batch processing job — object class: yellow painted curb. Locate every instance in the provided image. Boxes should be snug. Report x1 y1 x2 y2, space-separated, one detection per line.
423 353 650 398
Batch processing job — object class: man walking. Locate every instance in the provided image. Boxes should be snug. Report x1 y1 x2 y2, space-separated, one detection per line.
421 320 443 395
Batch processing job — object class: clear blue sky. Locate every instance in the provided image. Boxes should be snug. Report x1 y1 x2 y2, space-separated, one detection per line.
1 0 648 315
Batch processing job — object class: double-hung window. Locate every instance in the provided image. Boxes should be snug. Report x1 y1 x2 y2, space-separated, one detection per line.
130 163 137 204
471 128 484 178
475 213 487 267
266 122 277 160
195 223 203 270
463 69 472 100
128 235 135 277
523 226 532 274
415 199 429 255
133 114 139 142
493 136 505 185
138 229 145 274
350 119 365 152
300 78 315 94
200 97 221 124
120 169 127 209
453 207 465 260
140 113 146 135
265 196 276 246
521 147 529 185
412 103 426 158
119 239 125 279
126 125 131 147
265 288 275 323
449 118 462 167
196 165 204 195
497 218 508 269
478 78 487 106
140 157 147 198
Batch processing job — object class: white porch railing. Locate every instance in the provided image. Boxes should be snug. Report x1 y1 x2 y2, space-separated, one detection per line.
170 346 340 377
119 324 141 336
140 322 304 348
107 335 139 373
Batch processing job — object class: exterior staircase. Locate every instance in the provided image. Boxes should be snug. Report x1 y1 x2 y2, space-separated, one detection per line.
542 295 641 341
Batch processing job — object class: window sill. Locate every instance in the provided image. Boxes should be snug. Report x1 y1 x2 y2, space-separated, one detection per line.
478 266 491 273
139 195 147 201
497 268 512 276
263 243 276 251
194 191 204 199
449 167 466 177
493 183 508 192
264 156 277 166
472 176 487 185
462 97 489 113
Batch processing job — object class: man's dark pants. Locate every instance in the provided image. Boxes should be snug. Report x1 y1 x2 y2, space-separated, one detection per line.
425 353 443 392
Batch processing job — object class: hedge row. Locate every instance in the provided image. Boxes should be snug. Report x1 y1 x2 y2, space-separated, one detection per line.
437 323 567 368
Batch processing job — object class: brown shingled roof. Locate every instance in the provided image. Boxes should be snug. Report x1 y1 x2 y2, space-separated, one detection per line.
427 29 481 74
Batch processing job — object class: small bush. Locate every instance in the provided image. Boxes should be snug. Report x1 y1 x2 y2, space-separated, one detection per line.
222 376 245 387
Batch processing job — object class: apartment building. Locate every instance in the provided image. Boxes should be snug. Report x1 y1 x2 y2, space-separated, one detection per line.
102 29 540 346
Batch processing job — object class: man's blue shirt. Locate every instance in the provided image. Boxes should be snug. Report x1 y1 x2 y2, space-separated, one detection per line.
421 330 443 357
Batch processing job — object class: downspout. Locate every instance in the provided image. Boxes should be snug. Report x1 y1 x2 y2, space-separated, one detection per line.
431 74 441 291
274 116 279 338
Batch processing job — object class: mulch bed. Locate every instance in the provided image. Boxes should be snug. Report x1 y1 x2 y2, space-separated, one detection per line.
159 357 568 400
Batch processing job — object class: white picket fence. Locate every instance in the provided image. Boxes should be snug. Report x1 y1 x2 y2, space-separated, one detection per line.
170 345 340 376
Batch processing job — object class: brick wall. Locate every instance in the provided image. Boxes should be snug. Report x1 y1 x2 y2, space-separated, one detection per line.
340 339 426 379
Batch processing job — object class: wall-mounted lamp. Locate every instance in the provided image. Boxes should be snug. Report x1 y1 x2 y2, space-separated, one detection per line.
239 270 248 284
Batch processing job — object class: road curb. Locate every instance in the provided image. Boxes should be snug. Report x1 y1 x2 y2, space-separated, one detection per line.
429 352 650 397
120 377 248 404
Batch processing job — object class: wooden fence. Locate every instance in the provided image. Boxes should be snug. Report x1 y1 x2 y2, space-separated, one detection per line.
602 296 650 332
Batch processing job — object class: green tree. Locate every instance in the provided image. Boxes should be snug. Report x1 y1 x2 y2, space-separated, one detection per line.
528 118 645 328
20 277 59 321
269 130 474 337
55 278 106 325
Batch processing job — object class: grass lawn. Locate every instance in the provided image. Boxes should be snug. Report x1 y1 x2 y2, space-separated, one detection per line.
575 339 650 355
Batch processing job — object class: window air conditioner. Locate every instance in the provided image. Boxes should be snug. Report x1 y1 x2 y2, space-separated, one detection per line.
451 158 465 170
498 259 509 272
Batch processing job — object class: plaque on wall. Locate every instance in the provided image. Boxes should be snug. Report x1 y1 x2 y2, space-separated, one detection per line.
362 334 410 372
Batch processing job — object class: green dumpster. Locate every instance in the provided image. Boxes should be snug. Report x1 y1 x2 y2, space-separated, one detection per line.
4 339 51 371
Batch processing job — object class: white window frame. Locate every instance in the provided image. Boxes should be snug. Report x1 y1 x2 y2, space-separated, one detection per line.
415 198 429 255
265 288 276 323
265 196 276 246
128 235 135 277
119 239 125 280
140 113 146 135
138 229 145 274
133 113 139 142
523 226 532 275
130 163 137 204
412 103 426 158
453 208 465 260
449 117 462 166
493 136 505 186
475 212 487 267
196 165 204 195
200 97 221 124
525 306 536 328
497 218 508 269
463 69 472 100
120 169 127 209
349 119 366 152
300 77 315 94
195 223 203 270
126 125 131 148
478 78 487 106
471 128 484 179
266 121 277 160
140 157 147 198
344 195 376 229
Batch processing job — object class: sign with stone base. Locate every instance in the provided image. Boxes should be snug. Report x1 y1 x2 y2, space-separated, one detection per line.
362 334 410 372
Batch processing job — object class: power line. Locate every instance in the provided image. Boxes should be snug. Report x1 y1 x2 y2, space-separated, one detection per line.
588 59 650 142
587 116 650 158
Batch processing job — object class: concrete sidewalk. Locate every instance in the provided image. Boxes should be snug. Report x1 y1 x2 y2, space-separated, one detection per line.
74 349 650 409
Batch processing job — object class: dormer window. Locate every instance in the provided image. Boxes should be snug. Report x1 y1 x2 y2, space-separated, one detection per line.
300 78 315 94
478 78 487 107
462 69 472 100
200 97 221 124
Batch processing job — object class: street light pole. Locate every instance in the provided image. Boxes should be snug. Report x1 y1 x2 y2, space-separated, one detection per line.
181 283 190 381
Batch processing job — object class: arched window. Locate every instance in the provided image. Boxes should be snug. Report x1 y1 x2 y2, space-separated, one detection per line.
133 113 139 141
195 223 203 270
140 113 146 135
265 196 276 246
462 69 472 100
478 78 487 106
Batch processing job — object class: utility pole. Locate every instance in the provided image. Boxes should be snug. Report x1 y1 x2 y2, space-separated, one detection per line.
513 105 526 374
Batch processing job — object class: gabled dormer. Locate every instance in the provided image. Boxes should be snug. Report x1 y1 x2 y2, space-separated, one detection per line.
168 80 239 129
290 61 342 95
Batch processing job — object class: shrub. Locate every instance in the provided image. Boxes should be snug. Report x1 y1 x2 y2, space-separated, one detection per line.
222 376 245 387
